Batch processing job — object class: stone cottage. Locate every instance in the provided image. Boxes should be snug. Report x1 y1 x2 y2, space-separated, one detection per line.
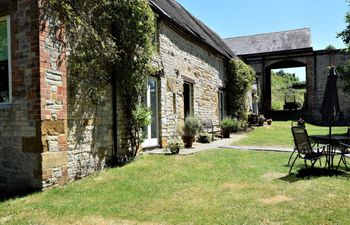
0 0 235 193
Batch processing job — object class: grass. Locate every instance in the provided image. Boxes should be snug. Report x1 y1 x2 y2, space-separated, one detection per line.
1 150 350 224
233 121 348 148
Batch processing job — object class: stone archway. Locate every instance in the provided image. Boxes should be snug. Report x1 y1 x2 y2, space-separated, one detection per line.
264 60 307 111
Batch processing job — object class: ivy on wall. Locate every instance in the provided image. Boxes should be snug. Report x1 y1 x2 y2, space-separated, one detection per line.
225 58 255 121
45 0 155 164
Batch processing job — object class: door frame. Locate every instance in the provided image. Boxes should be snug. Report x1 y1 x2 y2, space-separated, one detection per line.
143 76 159 148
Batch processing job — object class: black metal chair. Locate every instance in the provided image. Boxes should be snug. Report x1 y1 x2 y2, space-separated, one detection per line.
336 143 350 170
289 126 327 173
287 121 307 166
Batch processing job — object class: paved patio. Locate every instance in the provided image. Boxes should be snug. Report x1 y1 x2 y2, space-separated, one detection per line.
143 134 293 155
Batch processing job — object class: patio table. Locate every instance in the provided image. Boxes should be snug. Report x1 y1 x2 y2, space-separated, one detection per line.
309 135 349 169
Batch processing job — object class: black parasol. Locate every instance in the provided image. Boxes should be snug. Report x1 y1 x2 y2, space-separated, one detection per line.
320 66 341 137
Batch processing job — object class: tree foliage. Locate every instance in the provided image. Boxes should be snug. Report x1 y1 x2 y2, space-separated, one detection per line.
225 58 255 121
338 0 350 94
271 70 305 110
338 0 350 46
45 0 155 164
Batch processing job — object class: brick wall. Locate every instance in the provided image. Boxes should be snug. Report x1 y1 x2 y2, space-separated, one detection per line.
0 0 42 193
38 0 68 188
0 0 71 193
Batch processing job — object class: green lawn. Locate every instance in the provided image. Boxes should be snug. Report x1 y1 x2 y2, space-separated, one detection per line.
1 150 350 224
233 121 348 148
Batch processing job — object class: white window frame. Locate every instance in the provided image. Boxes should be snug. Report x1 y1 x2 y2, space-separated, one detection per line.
0 15 12 106
143 76 159 148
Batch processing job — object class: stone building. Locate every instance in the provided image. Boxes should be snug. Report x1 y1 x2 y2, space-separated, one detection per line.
225 29 350 122
148 0 234 148
0 0 234 193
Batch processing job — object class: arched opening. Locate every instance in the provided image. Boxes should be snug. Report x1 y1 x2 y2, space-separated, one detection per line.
264 61 307 113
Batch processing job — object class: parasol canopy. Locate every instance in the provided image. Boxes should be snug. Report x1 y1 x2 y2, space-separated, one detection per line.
320 66 341 137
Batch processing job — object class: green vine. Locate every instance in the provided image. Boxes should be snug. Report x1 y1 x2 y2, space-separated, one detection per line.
225 58 255 121
45 0 156 164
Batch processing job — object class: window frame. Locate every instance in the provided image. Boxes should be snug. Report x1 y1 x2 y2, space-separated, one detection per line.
218 90 225 121
183 81 193 118
0 15 12 106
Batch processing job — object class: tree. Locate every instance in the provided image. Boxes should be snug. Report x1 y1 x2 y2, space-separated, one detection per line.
337 0 350 93
325 45 337 51
45 0 156 164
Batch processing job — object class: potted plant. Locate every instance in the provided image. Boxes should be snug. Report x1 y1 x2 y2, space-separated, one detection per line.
297 118 305 127
220 117 235 138
266 118 272 125
258 115 266 126
166 138 184 154
182 116 202 148
197 132 212 143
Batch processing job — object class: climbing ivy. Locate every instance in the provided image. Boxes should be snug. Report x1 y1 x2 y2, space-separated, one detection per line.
44 0 155 164
225 58 255 121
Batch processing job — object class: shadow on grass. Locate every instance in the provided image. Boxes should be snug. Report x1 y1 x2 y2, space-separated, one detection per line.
280 166 350 183
0 189 41 203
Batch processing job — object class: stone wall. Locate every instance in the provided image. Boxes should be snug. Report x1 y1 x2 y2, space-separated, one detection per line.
310 51 350 122
67 86 113 181
158 21 225 146
0 0 42 193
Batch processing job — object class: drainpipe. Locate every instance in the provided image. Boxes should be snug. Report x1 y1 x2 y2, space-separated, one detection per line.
112 73 118 164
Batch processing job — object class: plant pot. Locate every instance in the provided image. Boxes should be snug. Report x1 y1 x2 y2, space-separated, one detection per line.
182 135 194 148
258 120 264 126
170 147 180 154
222 129 230 138
267 120 272 125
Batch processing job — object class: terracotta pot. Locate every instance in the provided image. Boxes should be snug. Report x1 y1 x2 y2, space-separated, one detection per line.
182 135 194 148
222 129 230 138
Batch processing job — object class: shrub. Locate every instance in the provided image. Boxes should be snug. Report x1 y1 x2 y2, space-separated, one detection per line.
197 132 212 143
221 117 239 131
225 58 255 121
166 138 184 154
183 116 202 137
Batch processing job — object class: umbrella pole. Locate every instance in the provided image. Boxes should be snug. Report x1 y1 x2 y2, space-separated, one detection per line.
329 121 332 138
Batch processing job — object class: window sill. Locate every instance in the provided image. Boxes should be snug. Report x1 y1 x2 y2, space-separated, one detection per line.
0 103 11 109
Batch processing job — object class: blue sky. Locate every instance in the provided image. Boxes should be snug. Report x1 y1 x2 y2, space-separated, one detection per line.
177 0 348 50
177 0 349 81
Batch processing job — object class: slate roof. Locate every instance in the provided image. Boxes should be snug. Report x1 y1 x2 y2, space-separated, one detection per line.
149 0 235 59
224 28 312 56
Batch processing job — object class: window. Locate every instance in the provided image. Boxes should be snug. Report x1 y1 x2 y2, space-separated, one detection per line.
218 90 225 121
183 82 193 118
0 16 11 104
143 76 159 147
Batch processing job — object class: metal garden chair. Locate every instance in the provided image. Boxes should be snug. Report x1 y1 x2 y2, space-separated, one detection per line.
289 126 327 173
336 143 350 170
287 121 306 166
